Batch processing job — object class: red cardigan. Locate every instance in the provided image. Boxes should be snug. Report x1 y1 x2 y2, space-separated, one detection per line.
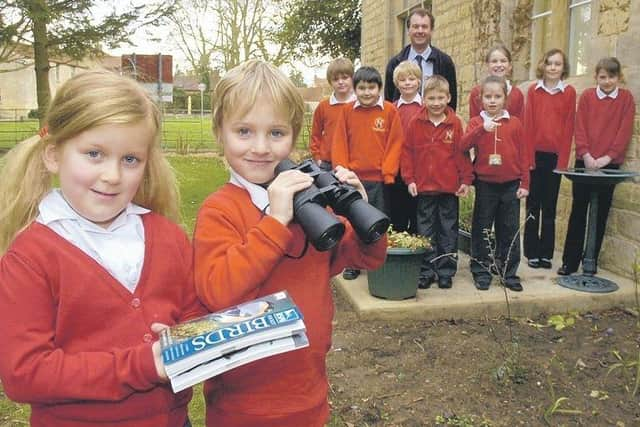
193 183 387 427
309 98 347 162
524 83 576 169
0 213 205 427
468 84 525 120
574 87 636 165
402 107 473 193
331 100 405 183
461 115 530 190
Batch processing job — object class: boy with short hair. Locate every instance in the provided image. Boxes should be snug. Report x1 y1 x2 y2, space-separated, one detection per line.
193 59 386 427
390 60 422 233
310 57 356 170
332 65 405 279
402 75 473 289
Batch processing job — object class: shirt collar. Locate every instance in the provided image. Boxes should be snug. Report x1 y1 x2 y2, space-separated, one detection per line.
505 79 512 95
480 110 510 122
535 79 566 94
397 93 422 107
38 189 149 233
229 168 271 214
329 91 356 105
409 45 432 62
596 85 619 99
354 95 384 110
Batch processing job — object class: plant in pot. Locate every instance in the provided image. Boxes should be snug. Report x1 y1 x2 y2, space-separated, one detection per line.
367 228 430 300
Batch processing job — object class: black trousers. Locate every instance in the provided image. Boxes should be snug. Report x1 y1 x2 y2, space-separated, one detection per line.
561 160 619 270
415 193 459 279
388 173 417 233
524 152 562 260
471 180 521 282
362 180 389 217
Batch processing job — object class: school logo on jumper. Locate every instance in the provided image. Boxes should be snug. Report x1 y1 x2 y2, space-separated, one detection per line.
444 129 454 144
373 117 385 132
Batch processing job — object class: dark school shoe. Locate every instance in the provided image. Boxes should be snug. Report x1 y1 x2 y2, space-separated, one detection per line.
437 277 453 289
556 264 576 276
539 258 552 269
418 276 436 289
505 277 523 292
342 268 361 280
474 278 491 291
527 258 540 268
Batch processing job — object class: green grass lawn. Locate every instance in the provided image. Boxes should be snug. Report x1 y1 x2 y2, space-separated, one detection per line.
0 112 312 153
0 154 228 427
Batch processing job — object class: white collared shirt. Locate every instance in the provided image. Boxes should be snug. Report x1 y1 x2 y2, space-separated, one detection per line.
354 95 384 110
535 79 566 95
397 93 422 107
409 46 434 96
229 168 271 214
480 110 511 123
596 86 619 99
329 92 356 106
36 189 149 293
505 79 513 96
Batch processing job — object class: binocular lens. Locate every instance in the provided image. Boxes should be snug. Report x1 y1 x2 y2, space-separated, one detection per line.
295 202 346 251
345 199 390 244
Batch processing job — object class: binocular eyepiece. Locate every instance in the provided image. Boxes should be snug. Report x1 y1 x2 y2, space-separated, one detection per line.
274 159 390 251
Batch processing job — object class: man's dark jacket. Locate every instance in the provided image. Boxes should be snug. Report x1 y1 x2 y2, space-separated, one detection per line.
384 44 458 110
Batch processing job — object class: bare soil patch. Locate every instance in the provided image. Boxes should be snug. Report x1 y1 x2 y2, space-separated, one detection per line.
327 287 640 426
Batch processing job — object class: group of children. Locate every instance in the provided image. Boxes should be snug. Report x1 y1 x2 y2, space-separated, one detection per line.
0 45 634 426
311 46 635 292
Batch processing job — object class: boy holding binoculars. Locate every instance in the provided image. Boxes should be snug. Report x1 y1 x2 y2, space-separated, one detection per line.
193 59 386 427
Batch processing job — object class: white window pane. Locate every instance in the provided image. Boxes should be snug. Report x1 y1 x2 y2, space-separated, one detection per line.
533 0 552 15
569 3 591 75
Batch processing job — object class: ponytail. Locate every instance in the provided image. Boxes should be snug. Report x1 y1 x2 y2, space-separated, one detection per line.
0 135 53 253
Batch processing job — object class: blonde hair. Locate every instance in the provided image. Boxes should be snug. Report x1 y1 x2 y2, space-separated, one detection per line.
423 75 450 95
212 59 305 145
326 57 354 83
393 60 422 86
0 69 179 253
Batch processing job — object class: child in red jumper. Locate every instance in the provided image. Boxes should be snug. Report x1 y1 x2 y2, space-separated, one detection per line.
523 48 576 270
310 57 355 170
332 65 404 279
193 60 386 427
390 60 423 233
559 57 636 276
468 44 524 120
0 70 205 427
402 75 473 289
461 76 530 291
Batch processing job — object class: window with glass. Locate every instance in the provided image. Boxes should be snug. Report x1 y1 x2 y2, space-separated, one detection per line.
568 0 591 75
530 0 553 78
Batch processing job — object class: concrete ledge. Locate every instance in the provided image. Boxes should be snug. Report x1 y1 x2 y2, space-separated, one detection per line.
334 253 637 321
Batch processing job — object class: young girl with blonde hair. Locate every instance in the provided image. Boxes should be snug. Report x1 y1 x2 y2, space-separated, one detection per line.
0 69 204 427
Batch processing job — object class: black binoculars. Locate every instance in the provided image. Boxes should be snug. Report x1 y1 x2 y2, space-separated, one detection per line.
274 159 390 251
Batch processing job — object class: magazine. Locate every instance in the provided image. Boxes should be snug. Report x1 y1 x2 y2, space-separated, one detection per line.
160 291 308 386
170 333 310 393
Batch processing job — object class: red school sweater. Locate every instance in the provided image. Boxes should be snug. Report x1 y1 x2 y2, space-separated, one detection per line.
309 98 347 162
331 100 405 183
524 83 576 169
193 183 387 427
461 115 530 190
574 87 636 165
468 84 525 120
395 100 422 131
0 213 206 427
402 106 473 193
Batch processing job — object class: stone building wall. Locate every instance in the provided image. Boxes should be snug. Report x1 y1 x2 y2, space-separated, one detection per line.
361 0 640 277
